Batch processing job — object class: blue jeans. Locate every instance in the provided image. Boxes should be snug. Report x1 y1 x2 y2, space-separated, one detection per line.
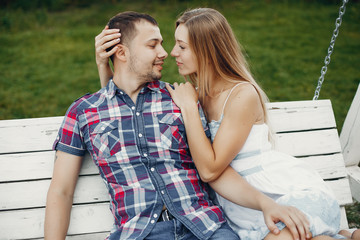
145 219 239 240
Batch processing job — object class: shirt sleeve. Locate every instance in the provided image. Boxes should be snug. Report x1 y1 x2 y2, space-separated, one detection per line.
53 102 86 156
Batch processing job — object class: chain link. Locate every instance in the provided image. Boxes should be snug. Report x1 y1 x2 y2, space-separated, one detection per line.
313 0 349 100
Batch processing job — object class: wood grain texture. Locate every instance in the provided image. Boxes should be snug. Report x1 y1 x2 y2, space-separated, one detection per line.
0 100 354 239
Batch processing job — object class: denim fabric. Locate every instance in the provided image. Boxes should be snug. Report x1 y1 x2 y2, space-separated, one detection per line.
144 219 239 240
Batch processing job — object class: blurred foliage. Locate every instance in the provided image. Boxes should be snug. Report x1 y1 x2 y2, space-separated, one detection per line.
0 0 359 131
346 201 360 228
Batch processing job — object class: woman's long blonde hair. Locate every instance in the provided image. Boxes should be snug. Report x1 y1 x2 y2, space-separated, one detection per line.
176 8 271 126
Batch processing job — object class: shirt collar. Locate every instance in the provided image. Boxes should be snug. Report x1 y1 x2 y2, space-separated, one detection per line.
146 80 161 93
105 79 117 99
106 79 162 99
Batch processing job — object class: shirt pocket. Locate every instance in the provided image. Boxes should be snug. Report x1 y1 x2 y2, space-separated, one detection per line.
89 120 122 160
157 112 188 150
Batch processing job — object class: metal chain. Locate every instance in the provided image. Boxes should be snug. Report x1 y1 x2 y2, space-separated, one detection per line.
313 0 349 100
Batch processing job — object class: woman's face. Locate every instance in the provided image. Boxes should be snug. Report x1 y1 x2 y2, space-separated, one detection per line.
171 24 198 76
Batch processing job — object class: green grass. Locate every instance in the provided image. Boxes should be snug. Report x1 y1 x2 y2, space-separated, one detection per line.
1 0 359 131
347 201 360 229
1 0 359 228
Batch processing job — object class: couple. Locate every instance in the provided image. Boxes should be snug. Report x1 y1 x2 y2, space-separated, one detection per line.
45 8 357 240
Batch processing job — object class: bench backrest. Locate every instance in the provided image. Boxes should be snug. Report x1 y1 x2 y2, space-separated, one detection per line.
340 84 360 202
0 99 353 239
267 100 353 230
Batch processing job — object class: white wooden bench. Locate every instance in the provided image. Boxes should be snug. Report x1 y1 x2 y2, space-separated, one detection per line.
340 84 360 202
0 99 354 239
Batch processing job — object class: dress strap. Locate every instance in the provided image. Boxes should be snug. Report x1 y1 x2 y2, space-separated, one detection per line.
220 82 248 116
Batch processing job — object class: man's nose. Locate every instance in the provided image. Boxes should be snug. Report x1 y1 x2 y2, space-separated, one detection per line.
159 47 168 59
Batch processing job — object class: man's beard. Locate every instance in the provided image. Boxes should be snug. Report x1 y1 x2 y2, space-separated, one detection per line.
140 71 161 82
129 56 162 82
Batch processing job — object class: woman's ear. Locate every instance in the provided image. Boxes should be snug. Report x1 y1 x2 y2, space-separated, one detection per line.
114 44 127 62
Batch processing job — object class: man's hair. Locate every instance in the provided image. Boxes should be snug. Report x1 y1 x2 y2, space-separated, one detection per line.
106 11 158 59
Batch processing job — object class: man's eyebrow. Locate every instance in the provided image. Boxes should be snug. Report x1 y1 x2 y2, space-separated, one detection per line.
146 38 163 44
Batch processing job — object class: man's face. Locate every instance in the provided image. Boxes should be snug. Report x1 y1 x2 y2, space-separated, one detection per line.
127 21 168 82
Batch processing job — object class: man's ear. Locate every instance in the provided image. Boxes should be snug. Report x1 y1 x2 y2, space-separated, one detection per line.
114 44 128 62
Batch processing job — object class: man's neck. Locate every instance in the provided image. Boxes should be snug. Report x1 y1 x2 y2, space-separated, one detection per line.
112 73 146 104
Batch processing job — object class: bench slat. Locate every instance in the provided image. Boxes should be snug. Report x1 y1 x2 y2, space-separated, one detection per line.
275 129 342 157
301 154 347 180
268 100 337 132
0 187 350 240
0 173 351 211
340 84 360 167
0 152 95 182
347 166 360 201
1 152 346 183
33 232 109 240
340 207 349 230
65 232 109 240
0 203 113 239
327 178 353 206
0 117 63 154
267 99 332 109
1 175 109 210
0 100 336 154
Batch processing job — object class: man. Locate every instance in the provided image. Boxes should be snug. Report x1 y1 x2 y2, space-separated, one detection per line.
44 11 239 239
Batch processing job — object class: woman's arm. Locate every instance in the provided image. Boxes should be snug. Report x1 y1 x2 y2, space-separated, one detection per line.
95 26 120 87
166 82 257 182
166 82 311 240
210 166 311 240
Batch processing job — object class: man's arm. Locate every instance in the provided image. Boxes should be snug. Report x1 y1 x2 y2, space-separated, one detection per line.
44 150 83 239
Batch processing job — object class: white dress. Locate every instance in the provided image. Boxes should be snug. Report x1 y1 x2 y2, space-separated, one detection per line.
209 84 343 239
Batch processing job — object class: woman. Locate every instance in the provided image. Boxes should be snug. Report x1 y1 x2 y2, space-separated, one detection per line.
95 8 358 240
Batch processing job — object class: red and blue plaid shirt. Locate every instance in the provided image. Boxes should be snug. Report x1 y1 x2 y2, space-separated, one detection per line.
54 80 225 239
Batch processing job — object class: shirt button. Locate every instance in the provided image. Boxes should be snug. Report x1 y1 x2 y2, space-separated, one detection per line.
120 91 124 95
138 133 143 137
131 106 135 110
151 220 155 224
153 213 158 218
150 167 155 172
144 153 148 157
136 112 140 116
101 127 105 130
161 190 165 195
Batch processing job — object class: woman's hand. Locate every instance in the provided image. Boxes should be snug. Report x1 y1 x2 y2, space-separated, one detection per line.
95 26 120 87
165 82 198 110
95 26 121 67
262 202 311 240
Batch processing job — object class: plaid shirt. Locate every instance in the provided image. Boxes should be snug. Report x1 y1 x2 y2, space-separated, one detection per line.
54 80 225 239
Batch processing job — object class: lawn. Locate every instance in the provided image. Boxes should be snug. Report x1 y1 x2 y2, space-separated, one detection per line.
0 0 359 227
1 0 359 130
